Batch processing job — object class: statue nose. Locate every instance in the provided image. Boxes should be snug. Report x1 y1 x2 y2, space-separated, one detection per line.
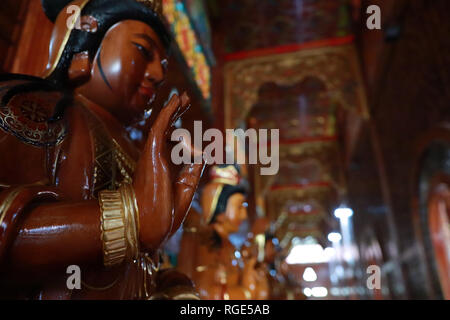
145 63 164 86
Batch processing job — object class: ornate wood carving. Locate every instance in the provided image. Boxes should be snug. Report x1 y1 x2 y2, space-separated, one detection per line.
224 44 369 130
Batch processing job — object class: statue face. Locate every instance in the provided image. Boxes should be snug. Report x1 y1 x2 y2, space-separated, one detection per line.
76 20 168 124
215 193 247 235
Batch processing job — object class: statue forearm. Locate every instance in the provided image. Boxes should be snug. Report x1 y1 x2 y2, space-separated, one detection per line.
6 200 102 277
133 144 174 252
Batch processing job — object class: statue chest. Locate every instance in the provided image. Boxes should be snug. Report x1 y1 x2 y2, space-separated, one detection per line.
54 104 138 200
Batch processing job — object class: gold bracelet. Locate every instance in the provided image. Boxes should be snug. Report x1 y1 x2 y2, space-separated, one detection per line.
99 184 140 267
99 189 127 267
119 183 140 261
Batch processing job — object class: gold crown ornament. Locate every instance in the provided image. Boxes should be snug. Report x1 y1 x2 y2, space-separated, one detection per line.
209 165 240 186
136 0 163 16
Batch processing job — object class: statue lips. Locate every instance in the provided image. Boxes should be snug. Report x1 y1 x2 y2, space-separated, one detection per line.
139 85 156 103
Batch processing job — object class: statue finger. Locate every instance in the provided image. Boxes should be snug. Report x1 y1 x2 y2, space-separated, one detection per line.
168 92 191 129
154 93 181 131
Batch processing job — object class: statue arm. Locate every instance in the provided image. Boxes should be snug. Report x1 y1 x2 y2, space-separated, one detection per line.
9 201 102 271
0 187 102 282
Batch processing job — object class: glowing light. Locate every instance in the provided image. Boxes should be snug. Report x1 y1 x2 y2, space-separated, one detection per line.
303 287 328 298
334 207 354 220
330 287 340 296
324 247 336 259
286 244 330 264
302 267 317 282
303 288 312 297
311 287 328 297
327 232 342 243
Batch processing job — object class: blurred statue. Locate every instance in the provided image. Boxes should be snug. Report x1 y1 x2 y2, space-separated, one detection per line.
242 219 309 300
177 206 203 280
0 0 205 299
242 217 305 300
178 165 263 299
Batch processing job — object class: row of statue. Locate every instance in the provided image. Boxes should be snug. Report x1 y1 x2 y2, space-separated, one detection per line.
0 0 303 299
174 164 306 300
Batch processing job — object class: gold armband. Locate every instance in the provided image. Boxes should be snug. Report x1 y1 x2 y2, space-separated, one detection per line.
99 184 140 267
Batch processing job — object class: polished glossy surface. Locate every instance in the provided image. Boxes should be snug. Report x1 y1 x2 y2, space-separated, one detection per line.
0 2 204 299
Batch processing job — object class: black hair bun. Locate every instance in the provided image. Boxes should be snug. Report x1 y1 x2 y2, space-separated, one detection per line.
209 184 246 224
41 0 74 22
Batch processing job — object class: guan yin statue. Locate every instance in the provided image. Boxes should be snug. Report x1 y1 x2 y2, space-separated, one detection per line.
0 0 206 299
177 165 266 299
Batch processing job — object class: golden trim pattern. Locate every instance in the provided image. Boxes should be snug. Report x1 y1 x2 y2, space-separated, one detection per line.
113 139 136 187
83 106 136 194
99 189 127 267
98 183 140 267
120 183 140 260
0 91 67 147
0 187 25 228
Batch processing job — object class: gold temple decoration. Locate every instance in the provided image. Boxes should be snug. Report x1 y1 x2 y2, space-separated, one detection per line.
210 165 240 186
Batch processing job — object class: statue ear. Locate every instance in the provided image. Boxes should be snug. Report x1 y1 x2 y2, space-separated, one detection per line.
68 51 91 84
41 0 74 22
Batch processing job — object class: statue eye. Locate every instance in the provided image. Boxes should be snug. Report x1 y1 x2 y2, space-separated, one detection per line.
132 42 153 61
161 59 168 72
